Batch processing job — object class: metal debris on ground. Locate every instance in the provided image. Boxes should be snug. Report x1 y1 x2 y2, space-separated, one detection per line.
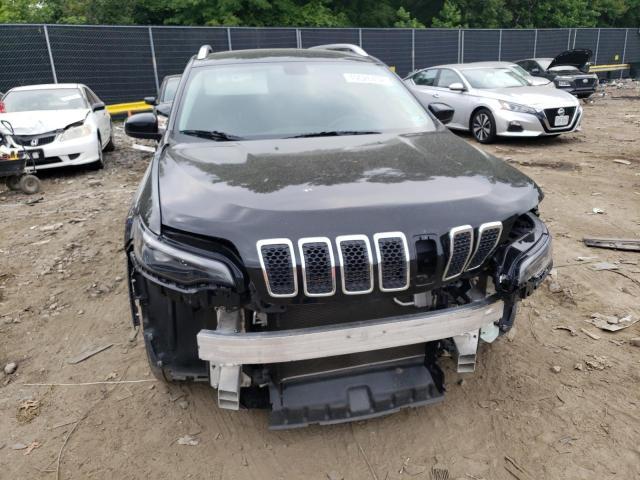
66 343 113 364
587 313 638 332
176 435 199 446
580 328 601 340
583 237 640 252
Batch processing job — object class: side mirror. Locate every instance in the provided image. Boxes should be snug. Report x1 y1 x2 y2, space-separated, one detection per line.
428 103 454 125
156 103 172 117
448 82 465 92
144 96 157 106
125 112 162 141
92 101 106 112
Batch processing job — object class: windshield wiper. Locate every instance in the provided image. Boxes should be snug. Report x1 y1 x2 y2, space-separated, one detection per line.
179 129 243 141
289 130 380 138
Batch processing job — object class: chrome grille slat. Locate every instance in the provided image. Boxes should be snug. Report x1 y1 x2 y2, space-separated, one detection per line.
442 225 474 281
374 232 410 292
466 222 502 271
298 237 335 297
257 239 297 298
336 235 374 295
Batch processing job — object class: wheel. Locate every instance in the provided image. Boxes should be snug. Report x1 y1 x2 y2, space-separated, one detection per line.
6 175 21 191
19 174 41 195
89 135 105 170
104 121 115 152
471 108 497 144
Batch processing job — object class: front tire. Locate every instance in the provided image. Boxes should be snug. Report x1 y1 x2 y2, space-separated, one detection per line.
471 108 497 144
104 122 116 152
90 135 105 170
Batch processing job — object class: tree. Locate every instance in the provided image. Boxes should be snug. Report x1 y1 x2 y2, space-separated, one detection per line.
393 6 425 27
431 0 463 27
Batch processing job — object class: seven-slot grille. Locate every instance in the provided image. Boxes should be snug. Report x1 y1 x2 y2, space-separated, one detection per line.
298 238 335 297
257 223 502 298
374 233 410 292
466 222 503 270
442 226 474 280
336 235 374 294
257 239 297 298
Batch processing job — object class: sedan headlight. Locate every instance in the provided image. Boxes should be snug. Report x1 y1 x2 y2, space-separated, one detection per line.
132 219 234 288
499 101 537 115
59 124 92 142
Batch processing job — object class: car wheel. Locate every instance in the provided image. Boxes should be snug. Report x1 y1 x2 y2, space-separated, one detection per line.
104 122 116 152
471 109 497 144
90 135 105 170
19 174 42 195
6 175 21 191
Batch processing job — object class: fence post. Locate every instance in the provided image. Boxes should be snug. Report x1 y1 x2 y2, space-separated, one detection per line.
358 28 362 47
566 29 571 49
572 28 577 48
296 28 302 49
498 29 502 61
460 29 465 63
148 27 160 92
594 28 601 64
620 28 628 79
411 29 415 72
227 27 233 50
43 25 57 84
533 29 538 57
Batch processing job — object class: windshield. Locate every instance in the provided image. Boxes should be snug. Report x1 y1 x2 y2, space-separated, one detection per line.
176 62 435 139
161 76 181 103
462 68 529 89
509 64 531 79
2 88 87 112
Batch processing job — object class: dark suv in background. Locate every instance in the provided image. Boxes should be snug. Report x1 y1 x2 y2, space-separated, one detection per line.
517 49 599 98
124 45 553 429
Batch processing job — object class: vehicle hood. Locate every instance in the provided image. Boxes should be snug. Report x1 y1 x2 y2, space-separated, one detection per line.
548 49 592 70
0 109 89 135
480 86 579 108
158 130 541 263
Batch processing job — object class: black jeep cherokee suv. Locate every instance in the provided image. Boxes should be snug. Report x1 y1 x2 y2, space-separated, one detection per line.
124 46 553 429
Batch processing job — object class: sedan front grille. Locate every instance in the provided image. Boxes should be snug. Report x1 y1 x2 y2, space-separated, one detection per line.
257 239 297 298
337 235 374 295
443 226 474 280
466 222 503 270
14 134 57 147
543 106 576 123
374 232 410 292
298 238 335 297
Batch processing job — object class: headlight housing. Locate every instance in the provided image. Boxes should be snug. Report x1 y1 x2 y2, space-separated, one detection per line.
132 219 234 289
59 124 92 142
499 101 537 115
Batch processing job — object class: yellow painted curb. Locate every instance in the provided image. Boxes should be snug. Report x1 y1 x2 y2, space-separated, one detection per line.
106 101 152 116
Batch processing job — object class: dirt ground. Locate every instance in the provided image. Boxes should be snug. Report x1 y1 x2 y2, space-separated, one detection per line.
1 84 639 480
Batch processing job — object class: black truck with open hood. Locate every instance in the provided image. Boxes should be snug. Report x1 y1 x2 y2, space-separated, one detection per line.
124 46 553 429
516 49 599 98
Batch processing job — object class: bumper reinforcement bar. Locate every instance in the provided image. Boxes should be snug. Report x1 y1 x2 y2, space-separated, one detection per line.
197 298 504 365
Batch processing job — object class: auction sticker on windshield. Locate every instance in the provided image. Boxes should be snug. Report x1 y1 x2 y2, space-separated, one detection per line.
343 73 392 86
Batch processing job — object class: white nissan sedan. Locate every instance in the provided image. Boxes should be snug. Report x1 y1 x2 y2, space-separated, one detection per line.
0 84 114 170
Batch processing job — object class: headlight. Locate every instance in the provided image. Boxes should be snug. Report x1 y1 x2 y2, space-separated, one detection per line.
499 101 537 115
132 219 234 288
59 124 92 142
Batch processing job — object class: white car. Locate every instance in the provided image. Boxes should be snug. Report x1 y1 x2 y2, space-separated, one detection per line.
0 83 114 170
404 64 582 143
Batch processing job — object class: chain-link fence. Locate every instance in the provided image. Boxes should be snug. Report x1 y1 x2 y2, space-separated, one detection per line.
1 25 638 104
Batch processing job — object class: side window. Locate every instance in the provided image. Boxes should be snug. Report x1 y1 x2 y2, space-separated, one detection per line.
517 61 531 72
436 69 462 88
85 88 100 105
413 69 438 87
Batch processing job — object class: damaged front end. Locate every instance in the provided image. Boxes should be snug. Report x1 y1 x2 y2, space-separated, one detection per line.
126 208 552 428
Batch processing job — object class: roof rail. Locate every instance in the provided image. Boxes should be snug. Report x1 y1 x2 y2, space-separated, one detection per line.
309 44 368 57
197 44 213 60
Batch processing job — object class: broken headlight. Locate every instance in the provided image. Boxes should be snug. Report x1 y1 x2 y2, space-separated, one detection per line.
494 213 553 298
132 218 234 288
